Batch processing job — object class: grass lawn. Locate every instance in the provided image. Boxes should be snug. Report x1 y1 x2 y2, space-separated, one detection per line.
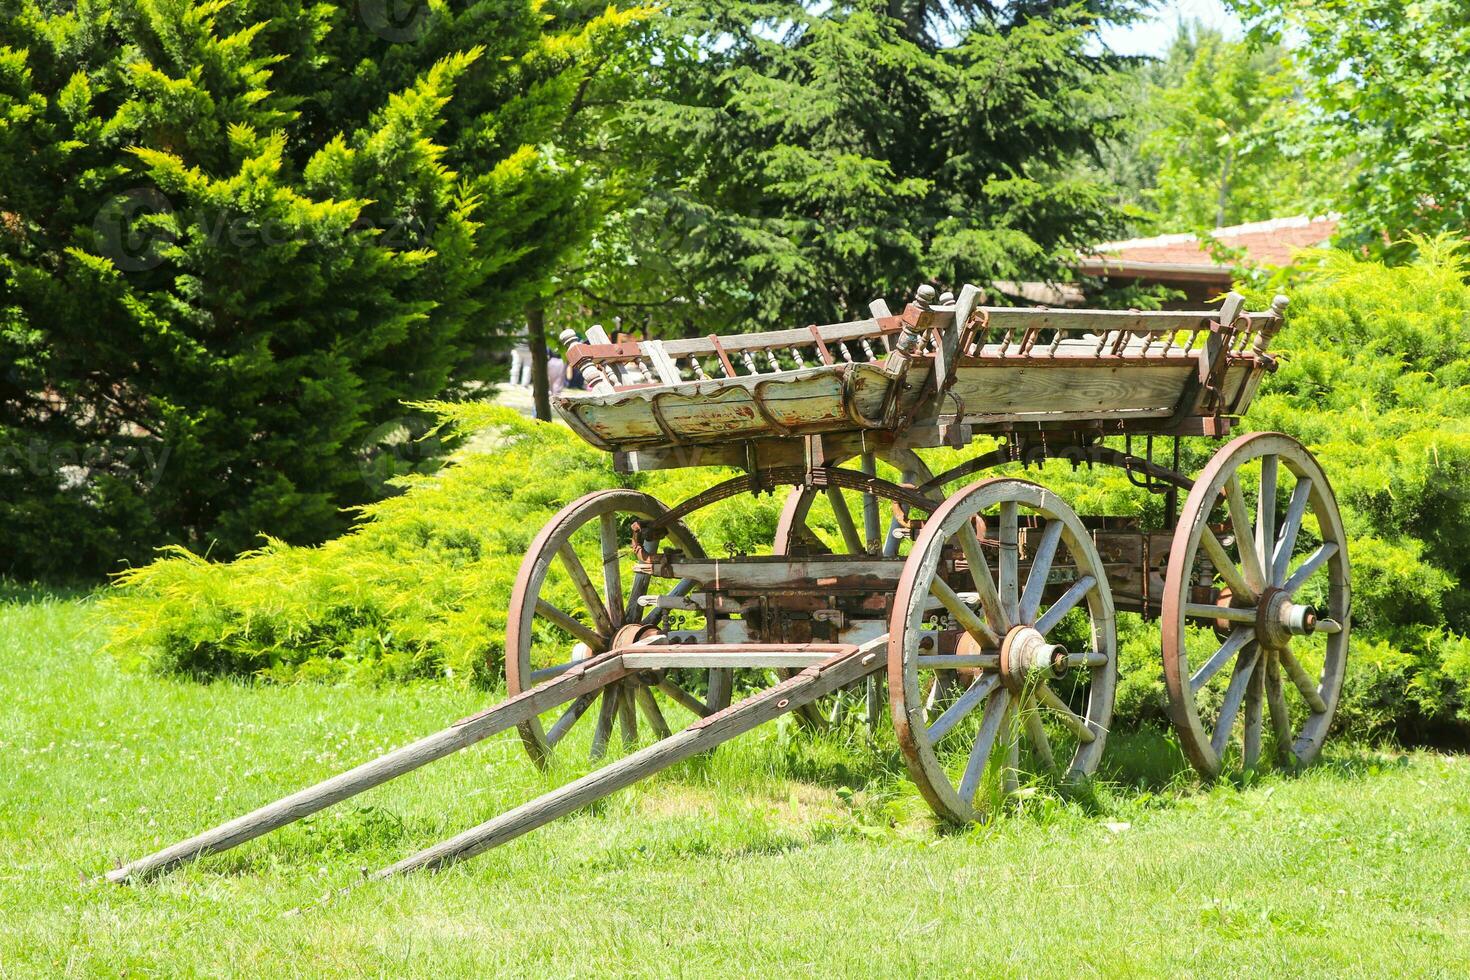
3 591 1469 976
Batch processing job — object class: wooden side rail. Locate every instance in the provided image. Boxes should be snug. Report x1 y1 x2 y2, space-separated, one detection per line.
956 292 1287 365
557 288 1287 396
559 313 914 392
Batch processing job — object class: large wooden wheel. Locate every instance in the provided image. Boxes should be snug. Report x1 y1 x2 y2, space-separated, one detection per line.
773 448 934 730
1162 432 1350 778
889 478 1117 823
506 490 732 766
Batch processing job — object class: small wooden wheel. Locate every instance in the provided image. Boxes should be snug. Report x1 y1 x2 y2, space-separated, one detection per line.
773 448 934 730
506 490 732 766
1162 432 1350 778
773 448 934 557
889 478 1117 823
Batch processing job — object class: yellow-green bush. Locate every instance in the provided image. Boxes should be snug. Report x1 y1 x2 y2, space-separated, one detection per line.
105 240 1470 742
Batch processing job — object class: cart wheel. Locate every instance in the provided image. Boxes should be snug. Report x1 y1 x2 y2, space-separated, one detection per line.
773 448 934 730
889 479 1117 823
506 489 732 766
773 448 934 557
1162 432 1350 778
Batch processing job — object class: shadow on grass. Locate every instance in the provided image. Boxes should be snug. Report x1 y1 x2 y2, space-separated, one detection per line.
0 579 93 605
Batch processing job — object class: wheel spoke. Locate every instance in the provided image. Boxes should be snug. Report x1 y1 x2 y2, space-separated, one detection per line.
1256 454 1278 587
1034 574 1095 636
633 683 672 739
1243 662 1264 769
1272 478 1313 584
1018 519 1064 624
1190 628 1255 695
1200 525 1256 601
545 691 599 747
589 685 620 761
558 544 614 636
1002 704 1020 796
1283 541 1338 596
958 688 1012 805
825 486 865 554
1022 700 1056 774
931 577 1001 648
623 571 650 628
1034 684 1096 744
1278 646 1329 712
656 677 710 718
1209 646 1262 758
859 452 882 551
1185 602 1256 624
534 599 605 651
955 524 1006 633
617 683 639 746
999 501 1020 625
1225 475 1268 593
599 513 624 629
926 674 999 743
1265 653 1293 765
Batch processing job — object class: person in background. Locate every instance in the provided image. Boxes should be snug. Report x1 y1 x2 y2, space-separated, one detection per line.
548 348 567 396
509 342 532 386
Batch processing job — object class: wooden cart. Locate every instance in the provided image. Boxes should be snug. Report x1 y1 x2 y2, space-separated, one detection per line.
106 285 1349 882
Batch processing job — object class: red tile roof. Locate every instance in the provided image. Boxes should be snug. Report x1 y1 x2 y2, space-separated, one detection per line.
1079 215 1338 277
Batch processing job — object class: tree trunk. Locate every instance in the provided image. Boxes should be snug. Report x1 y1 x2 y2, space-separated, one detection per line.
1215 149 1234 229
527 305 551 422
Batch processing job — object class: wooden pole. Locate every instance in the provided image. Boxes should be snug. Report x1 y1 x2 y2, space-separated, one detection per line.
528 304 552 422
104 654 630 884
375 639 887 877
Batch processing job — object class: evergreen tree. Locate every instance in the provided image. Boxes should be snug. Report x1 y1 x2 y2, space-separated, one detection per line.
0 0 637 577
552 0 1142 336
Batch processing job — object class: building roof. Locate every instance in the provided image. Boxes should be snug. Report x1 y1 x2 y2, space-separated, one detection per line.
1076 214 1339 283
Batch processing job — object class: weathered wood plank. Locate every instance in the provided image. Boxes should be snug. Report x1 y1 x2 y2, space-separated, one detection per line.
622 645 856 670
947 362 1195 418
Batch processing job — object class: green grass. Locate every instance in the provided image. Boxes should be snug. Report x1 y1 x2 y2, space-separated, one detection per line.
4 594 1470 976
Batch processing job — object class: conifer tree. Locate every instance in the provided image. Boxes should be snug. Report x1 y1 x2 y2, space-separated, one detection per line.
0 0 638 576
554 0 1141 335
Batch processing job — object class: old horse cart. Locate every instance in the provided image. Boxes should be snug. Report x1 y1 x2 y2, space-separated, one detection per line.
107 285 1349 882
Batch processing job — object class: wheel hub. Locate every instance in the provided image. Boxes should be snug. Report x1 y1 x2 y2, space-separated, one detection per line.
999 625 1068 693
1256 586 1318 649
610 622 662 650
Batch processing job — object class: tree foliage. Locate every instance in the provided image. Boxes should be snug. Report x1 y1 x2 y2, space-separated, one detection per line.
1228 0 1470 248
0 0 636 578
1099 24 1321 237
554 0 1137 336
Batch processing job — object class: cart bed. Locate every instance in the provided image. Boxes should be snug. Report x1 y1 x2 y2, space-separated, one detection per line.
555 286 1283 462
